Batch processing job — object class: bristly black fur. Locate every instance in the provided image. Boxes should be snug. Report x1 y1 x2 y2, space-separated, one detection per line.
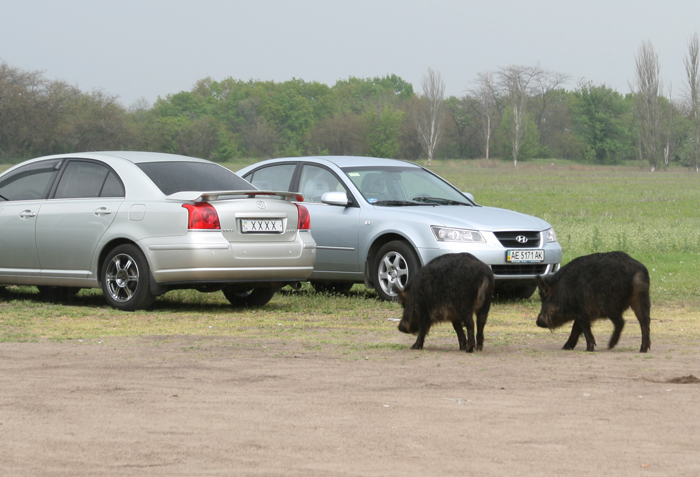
397 253 495 353
535 251 651 352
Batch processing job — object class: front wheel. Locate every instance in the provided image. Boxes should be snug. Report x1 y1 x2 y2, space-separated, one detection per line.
372 241 420 301
223 287 277 307
101 244 156 311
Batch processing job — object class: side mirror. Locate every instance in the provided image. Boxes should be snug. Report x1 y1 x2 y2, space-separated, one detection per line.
321 191 349 206
462 191 475 202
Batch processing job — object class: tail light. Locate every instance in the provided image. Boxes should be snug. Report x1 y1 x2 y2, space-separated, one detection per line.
296 204 310 230
182 202 220 230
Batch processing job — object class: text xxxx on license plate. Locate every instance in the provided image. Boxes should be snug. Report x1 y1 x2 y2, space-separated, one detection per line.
506 250 544 263
241 219 284 233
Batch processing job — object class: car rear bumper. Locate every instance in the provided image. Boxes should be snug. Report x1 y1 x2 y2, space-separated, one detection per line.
142 232 316 284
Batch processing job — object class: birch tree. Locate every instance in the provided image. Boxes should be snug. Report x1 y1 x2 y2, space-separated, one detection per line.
662 85 675 170
498 65 540 166
634 41 662 171
685 32 700 171
532 69 570 151
415 68 446 165
470 71 498 160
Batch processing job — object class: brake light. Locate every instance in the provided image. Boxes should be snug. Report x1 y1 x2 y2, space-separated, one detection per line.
296 204 310 230
182 202 220 230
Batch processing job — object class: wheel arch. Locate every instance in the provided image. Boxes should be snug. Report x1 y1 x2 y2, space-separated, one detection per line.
364 233 424 288
96 238 142 286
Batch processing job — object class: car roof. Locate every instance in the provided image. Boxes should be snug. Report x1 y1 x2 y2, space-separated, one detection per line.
30 151 212 165
258 156 422 169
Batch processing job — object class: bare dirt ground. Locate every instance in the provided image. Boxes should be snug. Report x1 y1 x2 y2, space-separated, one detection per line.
1 332 699 476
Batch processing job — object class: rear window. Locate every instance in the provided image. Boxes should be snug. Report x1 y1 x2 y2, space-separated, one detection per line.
137 162 254 195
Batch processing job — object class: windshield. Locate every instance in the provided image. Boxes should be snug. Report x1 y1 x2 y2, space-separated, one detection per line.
341 166 473 206
137 161 253 195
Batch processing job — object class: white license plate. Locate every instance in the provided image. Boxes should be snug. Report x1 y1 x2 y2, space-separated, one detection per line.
241 219 284 233
506 249 544 263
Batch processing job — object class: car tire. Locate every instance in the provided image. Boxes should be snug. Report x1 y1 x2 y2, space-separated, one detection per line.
223 287 277 307
372 240 420 301
311 281 354 294
101 244 156 311
37 286 81 302
495 285 536 300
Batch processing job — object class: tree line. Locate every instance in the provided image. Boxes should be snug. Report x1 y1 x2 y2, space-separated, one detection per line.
2 36 699 170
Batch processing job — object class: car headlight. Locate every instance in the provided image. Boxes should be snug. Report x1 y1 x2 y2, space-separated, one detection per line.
545 228 558 243
431 226 485 243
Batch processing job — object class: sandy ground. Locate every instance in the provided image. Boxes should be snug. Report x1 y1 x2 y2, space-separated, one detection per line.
1 332 699 476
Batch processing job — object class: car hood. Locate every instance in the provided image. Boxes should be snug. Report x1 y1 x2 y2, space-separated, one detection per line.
377 204 551 231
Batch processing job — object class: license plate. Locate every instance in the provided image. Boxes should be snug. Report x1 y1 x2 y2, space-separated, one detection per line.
506 249 544 263
240 219 284 233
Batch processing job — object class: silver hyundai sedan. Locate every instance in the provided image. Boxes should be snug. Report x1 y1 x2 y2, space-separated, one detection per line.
0 151 316 310
238 156 562 301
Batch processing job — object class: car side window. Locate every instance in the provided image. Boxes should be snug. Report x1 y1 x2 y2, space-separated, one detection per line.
0 159 61 201
54 161 124 199
244 164 296 191
298 165 347 203
100 171 126 197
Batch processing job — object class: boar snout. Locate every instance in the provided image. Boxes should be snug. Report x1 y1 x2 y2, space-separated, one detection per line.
536 313 551 329
398 319 418 334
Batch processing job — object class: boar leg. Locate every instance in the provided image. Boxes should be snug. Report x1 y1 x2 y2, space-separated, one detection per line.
451 320 467 351
577 318 597 352
636 310 651 353
463 317 475 353
608 314 625 350
562 321 582 350
474 276 492 352
411 325 429 349
475 307 489 352
460 307 476 353
629 277 652 353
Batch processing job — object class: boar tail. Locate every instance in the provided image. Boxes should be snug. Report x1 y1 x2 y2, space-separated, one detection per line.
632 269 650 292
475 275 491 310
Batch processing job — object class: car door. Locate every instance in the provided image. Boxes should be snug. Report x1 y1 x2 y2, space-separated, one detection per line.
296 164 361 274
0 159 61 277
35 160 124 279
243 163 362 275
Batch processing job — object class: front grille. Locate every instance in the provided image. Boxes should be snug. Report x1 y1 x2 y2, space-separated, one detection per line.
494 231 541 248
491 264 548 276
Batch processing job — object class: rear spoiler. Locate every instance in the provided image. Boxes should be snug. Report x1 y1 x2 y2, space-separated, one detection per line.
167 190 304 202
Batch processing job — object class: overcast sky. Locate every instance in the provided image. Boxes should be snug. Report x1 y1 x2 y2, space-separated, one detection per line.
2 0 700 108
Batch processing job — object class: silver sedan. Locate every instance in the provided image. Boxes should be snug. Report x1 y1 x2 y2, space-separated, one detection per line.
0 151 316 310
238 156 562 301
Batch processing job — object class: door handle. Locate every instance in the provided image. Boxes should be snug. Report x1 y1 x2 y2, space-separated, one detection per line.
94 207 112 216
19 210 36 218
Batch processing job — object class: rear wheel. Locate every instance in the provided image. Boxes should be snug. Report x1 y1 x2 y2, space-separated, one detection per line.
101 244 156 311
223 287 277 307
372 241 420 301
37 286 81 302
311 281 354 294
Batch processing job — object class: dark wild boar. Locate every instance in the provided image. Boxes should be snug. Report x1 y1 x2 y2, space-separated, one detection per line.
397 253 494 353
535 251 651 352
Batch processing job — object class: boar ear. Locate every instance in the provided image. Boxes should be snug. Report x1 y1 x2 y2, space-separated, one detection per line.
396 288 408 304
535 275 548 293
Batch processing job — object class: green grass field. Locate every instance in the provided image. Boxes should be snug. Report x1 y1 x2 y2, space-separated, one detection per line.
1 158 698 343
428 159 700 304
